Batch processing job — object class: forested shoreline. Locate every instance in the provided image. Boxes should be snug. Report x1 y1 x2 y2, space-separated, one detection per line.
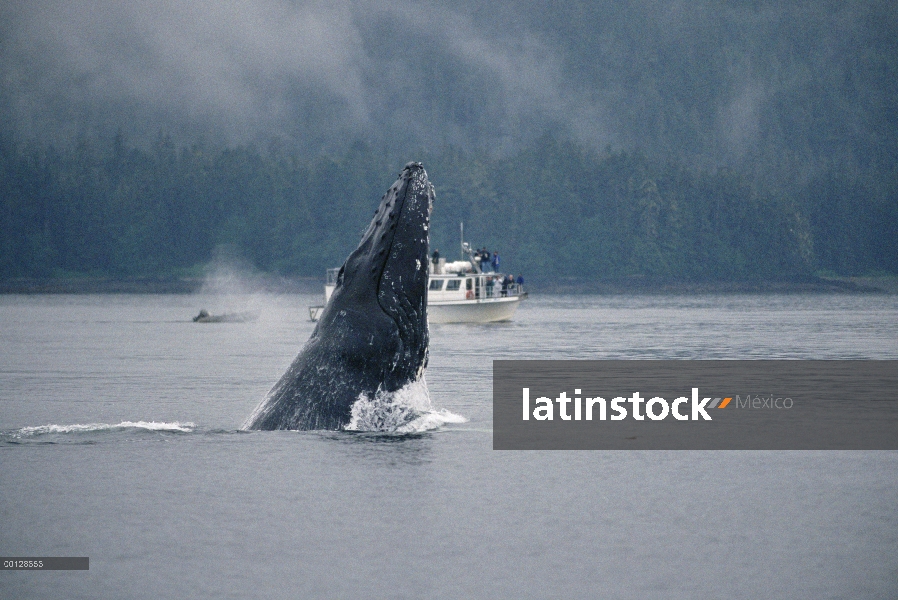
3 1 896 288
1 132 895 287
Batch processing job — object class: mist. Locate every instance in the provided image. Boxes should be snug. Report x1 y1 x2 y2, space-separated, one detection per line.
3 0 894 167
3 0 581 150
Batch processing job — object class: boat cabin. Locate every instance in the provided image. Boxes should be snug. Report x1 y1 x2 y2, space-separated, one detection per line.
427 273 523 302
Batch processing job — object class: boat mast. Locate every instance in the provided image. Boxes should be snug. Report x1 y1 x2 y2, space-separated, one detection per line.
460 222 464 259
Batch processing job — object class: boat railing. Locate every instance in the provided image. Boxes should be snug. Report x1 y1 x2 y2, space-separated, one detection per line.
475 276 524 299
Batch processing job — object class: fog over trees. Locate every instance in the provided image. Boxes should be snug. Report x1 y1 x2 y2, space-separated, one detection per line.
1 0 895 282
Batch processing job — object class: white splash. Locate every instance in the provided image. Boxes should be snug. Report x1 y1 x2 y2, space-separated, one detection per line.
17 421 196 435
346 378 467 433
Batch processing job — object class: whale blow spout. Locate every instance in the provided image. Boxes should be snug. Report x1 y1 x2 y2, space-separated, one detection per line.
243 162 433 430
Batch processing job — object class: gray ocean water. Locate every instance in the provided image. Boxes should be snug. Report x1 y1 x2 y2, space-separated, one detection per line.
1 292 897 599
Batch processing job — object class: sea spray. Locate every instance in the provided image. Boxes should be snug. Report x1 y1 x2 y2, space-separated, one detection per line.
346 378 466 433
16 421 196 436
195 250 273 321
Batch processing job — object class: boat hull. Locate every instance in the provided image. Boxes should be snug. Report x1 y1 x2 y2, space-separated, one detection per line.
311 268 527 323
428 296 521 324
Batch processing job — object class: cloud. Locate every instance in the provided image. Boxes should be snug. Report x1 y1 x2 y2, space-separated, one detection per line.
1 0 618 150
1 0 880 167
2 0 372 142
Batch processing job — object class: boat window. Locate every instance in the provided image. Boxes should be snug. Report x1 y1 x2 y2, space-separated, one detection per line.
445 280 461 291
429 279 444 291
466 279 472 290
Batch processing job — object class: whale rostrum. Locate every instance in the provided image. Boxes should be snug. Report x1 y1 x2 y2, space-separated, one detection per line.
243 162 433 430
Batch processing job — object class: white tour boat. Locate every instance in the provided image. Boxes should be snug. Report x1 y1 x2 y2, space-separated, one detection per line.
309 239 527 324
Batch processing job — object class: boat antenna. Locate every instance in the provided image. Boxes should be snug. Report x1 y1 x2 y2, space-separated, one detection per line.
460 222 464 260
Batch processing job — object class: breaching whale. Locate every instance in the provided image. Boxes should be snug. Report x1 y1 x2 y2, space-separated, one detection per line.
243 162 433 430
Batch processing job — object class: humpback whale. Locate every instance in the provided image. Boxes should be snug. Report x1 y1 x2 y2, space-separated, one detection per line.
243 162 433 430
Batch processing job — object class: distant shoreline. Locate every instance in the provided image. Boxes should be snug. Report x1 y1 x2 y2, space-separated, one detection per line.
0 276 322 295
533 276 898 295
1 275 895 295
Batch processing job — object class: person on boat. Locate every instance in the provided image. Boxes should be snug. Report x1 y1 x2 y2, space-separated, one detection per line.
431 249 440 274
516 274 524 289
491 251 500 273
501 275 509 296
480 248 491 273
486 276 495 297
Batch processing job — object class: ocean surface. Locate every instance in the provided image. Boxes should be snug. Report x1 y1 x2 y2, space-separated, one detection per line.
1 292 897 599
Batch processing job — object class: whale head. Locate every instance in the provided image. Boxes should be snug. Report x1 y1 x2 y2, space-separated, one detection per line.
243 162 434 430
318 161 433 388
